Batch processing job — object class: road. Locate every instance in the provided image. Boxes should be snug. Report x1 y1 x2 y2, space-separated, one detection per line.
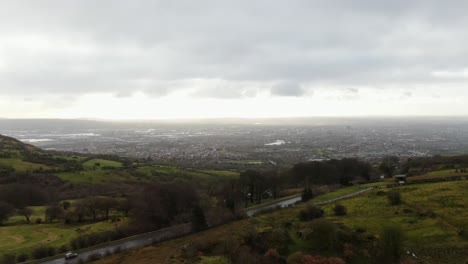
245 196 302 217
35 224 192 264
37 187 373 264
246 187 373 217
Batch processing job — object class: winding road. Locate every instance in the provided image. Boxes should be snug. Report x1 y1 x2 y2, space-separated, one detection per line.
35 187 373 264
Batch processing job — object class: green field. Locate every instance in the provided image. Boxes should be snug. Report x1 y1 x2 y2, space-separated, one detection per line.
0 219 126 256
317 181 468 263
0 203 128 256
0 158 52 172
82 159 124 169
200 169 239 178
136 165 239 183
309 185 366 203
55 170 133 183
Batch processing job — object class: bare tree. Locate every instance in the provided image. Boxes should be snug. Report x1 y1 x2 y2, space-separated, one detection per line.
17 207 33 224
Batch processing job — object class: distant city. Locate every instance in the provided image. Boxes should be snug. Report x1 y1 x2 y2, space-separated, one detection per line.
2 117 468 169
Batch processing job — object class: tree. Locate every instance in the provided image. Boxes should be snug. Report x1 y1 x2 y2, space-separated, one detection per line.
116 199 131 217
73 202 90 222
379 225 405 263
0 201 14 225
45 205 64 222
239 170 261 206
191 205 208 232
379 156 399 178
301 187 314 202
131 183 198 231
17 207 33 224
61 201 71 210
81 197 100 221
96 197 117 220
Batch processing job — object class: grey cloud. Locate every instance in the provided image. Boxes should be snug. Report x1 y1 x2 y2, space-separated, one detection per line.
271 81 304 97
1 0 468 98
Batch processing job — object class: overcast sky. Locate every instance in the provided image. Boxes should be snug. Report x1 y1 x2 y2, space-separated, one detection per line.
1 1 468 119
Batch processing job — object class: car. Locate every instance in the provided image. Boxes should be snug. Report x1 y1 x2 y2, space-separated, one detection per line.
64 252 78 260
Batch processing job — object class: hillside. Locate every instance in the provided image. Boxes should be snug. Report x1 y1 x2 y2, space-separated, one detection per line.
0 135 243 261
0 134 42 158
96 180 468 264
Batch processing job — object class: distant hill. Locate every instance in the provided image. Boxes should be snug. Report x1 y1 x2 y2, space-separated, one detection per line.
0 134 43 158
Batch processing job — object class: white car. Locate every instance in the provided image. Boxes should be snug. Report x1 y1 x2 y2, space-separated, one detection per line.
64 252 78 260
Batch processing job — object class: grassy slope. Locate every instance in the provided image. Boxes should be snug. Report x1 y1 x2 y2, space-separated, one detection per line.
136 165 239 183
96 180 468 264
0 218 127 256
56 170 133 183
82 159 124 169
0 158 52 172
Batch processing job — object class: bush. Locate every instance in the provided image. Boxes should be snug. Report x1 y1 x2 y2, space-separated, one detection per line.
376 190 386 196
387 190 402 205
306 219 338 251
31 246 56 259
35 218 42 224
379 225 405 263
192 206 208 232
333 204 347 216
299 205 324 221
16 253 28 263
355 227 367 233
1 254 16 264
70 228 129 250
58 245 68 253
301 187 314 202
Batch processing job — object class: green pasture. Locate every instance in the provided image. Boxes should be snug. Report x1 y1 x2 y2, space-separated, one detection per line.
136 165 239 183
55 170 133 183
0 158 52 172
0 219 127 256
82 159 123 169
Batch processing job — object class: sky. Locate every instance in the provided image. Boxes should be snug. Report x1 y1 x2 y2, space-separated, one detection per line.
1 1 468 119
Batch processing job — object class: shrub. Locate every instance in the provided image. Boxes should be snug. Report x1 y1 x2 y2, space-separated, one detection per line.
302 255 346 264
16 253 28 263
301 187 314 202
1 254 16 264
31 246 56 259
70 229 129 250
379 225 405 263
192 206 208 232
58 245 68 253
333 204 347 216
376 190 386 196
458 229 467 238
287 251 305 264
355 227 366 233
387 190 402 205
299 205 324 221
307 219 338 251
